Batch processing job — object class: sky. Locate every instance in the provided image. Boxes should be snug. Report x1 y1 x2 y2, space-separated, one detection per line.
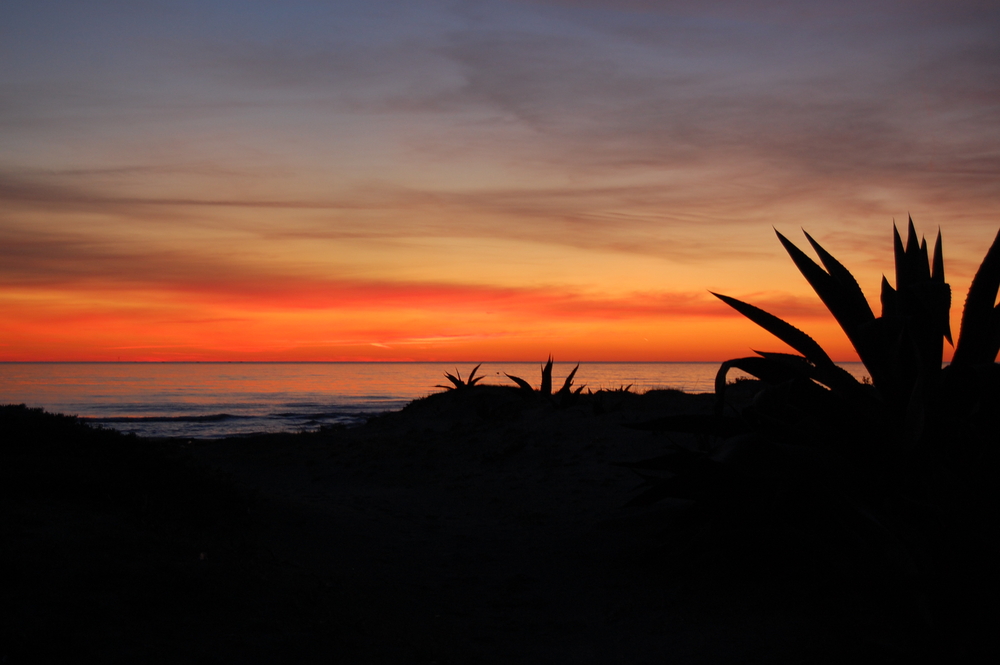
2 0 999 361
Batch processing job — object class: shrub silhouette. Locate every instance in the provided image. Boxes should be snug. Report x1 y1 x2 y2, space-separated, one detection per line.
436 363 485 390
629 220 1000 652
712 218 999 451
505 355 584 401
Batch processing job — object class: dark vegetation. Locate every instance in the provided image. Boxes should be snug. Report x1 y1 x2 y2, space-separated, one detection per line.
435 363 485 390
629 220 1000 659
505 355 585 406
0 405 384 664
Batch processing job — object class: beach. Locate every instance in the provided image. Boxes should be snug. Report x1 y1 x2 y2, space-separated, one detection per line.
1 382 984 663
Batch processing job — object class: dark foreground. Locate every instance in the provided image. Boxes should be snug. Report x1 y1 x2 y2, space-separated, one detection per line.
2 385 995 663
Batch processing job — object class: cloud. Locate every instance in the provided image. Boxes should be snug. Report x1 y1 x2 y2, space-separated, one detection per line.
3 275 831 325
440 25 997 186
0 170 773 263
0 216 832 321
7 1 997 223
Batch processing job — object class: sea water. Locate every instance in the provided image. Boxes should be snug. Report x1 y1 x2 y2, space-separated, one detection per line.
0 362 869 439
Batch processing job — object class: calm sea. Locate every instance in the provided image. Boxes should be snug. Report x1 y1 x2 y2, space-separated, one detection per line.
0 362 869 439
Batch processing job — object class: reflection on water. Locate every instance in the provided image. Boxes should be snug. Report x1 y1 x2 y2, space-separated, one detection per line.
0 362 870 438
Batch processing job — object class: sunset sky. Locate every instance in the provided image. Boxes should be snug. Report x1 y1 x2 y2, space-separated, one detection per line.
2 1 999 361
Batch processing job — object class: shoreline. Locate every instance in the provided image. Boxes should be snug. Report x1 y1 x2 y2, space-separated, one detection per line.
0 362 874 440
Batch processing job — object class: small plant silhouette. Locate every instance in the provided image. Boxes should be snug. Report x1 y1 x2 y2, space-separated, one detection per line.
435 364 484 391
505 356 584 398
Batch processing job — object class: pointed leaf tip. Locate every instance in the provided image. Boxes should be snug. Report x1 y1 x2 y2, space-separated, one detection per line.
932 229 945 283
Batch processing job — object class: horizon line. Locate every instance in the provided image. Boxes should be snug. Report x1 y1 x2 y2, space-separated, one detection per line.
0 359 871 364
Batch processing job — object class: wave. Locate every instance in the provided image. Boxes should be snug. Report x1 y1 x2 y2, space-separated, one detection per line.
268 410 381 419
83 413 246 423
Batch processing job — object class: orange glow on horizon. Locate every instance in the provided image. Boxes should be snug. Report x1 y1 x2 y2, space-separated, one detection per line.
3 278 936 363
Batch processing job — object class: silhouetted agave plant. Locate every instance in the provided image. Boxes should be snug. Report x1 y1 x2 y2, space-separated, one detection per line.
628 221 1000 648
713 218 1000 449
435 364 484 391
505 356 584 400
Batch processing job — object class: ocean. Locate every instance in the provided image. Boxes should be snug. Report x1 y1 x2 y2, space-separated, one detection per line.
0 362 870 439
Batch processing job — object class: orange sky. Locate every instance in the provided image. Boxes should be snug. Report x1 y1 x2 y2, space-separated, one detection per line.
2 1 999 361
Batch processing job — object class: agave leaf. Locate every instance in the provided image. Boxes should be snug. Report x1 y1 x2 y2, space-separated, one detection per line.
892 221 929 294
779 230 879 370
717 355 809 389
714 356 805 417
915 233 931 284
759 350 862 393
752 349 813 365
889 221 951 380
910 218 930 283
932 229 945 283
880 276 898 318
711 292 835 368
540 355 554 395
931 230 954 344
991 304 1000 360
445 370 464 388
558 363 580 395
466 363 483 386
804 230 889 380
953 227 1000 365
505 373 534 392
922 279 953 343
893 223 907 292
803 231 875 323
777 231 851 317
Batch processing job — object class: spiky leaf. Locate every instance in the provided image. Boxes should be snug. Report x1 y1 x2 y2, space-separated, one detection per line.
953 227 1000 365
931 230 945 283
558 363 580 395
803 230 875 323
715 356 806 392
505 373 534 393
931 230 954 344
540 356 554 395
710 292 835 368
893 223 907 292
778 230 879 371
880 276 898 318
443 370 464 389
